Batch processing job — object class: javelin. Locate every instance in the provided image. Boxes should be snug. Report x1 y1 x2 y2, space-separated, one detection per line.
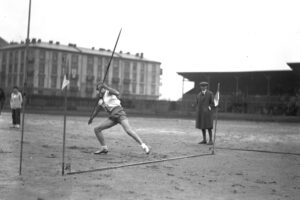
89 28 122 120
100 28 122 84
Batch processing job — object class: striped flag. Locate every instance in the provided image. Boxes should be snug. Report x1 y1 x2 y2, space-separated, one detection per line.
61 74 70 90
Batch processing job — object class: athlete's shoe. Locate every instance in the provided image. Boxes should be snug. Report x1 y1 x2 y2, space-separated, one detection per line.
141 143 150 154
207 141 213 145
94 148 108 154
198 140 207 144
15 125 20 129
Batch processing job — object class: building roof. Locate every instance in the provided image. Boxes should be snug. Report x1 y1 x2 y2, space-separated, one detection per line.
177 68 297 82
0 37 8 47
0 39 161 64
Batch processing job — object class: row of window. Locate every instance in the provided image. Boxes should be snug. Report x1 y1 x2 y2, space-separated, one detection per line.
1 50 158 78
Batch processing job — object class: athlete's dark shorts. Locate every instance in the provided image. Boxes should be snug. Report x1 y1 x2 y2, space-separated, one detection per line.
108 106 127 123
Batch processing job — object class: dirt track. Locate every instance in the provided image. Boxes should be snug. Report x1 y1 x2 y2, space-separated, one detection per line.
0 112 299 200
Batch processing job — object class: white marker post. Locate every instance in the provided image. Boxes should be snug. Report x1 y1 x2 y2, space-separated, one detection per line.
212 83 220 155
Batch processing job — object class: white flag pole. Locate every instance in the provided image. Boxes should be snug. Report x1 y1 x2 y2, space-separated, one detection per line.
212 83 220 155
61 59 70 175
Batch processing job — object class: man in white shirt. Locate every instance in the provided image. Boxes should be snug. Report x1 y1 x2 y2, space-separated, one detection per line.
88 83 150 154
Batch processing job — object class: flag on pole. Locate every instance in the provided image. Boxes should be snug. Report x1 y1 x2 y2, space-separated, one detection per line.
61 74 70 90
214 90 220 107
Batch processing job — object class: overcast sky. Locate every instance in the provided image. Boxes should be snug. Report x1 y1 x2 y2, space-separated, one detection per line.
1 0 300 100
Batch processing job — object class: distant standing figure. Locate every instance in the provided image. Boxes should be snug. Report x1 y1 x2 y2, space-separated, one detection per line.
10 86 23 128
196 82 214 145
0 88 5 115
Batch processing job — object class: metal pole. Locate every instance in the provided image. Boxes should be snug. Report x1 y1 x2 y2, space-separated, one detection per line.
19 0 32 176
61 58 70 176
62 87 67 175
212 83 220 155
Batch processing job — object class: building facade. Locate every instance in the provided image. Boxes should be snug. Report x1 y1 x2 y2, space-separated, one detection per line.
0 39 162 100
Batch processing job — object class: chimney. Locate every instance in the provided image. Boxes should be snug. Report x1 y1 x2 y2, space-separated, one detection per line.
21 41 24 44
92 47 95 50
32 38 36 43
55 41 60 45
25 38 30 44
68 43 72 47
126 52 130 55
140 53 144 58
37 39 41 43
49 40 53 44
135 53 139 57
99 48 105 51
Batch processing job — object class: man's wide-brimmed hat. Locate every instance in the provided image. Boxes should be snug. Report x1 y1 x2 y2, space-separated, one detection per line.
199 82 209 86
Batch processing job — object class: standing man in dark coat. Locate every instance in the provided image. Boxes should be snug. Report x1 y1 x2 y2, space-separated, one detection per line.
196 82 214 145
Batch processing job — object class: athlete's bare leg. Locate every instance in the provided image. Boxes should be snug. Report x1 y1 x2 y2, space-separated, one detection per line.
119 118 143 145
94 118 117 146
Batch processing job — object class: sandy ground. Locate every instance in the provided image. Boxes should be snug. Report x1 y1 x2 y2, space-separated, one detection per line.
0 112 300 200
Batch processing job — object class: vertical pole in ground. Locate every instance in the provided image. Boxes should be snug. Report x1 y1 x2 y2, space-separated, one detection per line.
212 83 220 155
61 58 70 176
62 87 67 175
19 0 32 176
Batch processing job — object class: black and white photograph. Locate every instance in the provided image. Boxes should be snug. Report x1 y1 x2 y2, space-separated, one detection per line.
0 0 300 199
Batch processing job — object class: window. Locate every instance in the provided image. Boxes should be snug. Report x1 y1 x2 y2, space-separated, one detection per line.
61 53 67 74
112 60 119 78
72 54 78 64
13 74 17 85
39 50 45 60
8 64 13 73
38 75 44 88
124 61 130 79
28 49 34 63
97 57 102 81
87 56 94 76
39 62 45 74
19 74 23 86
123 83 130 93
14 63 18 73
151 64 156 84
151 85 156 95
52 63 57 75
132 84 136 94
140 63 145 83
2 52 7 64
62 53 67 64
51 77 56 88
21 51 24 63
20 63 24 73
8 76 12 86
132 62 137 82
52 52 58 61
14 51 18 62
87 56 93 66
140 84 144 94
9 51 13 62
